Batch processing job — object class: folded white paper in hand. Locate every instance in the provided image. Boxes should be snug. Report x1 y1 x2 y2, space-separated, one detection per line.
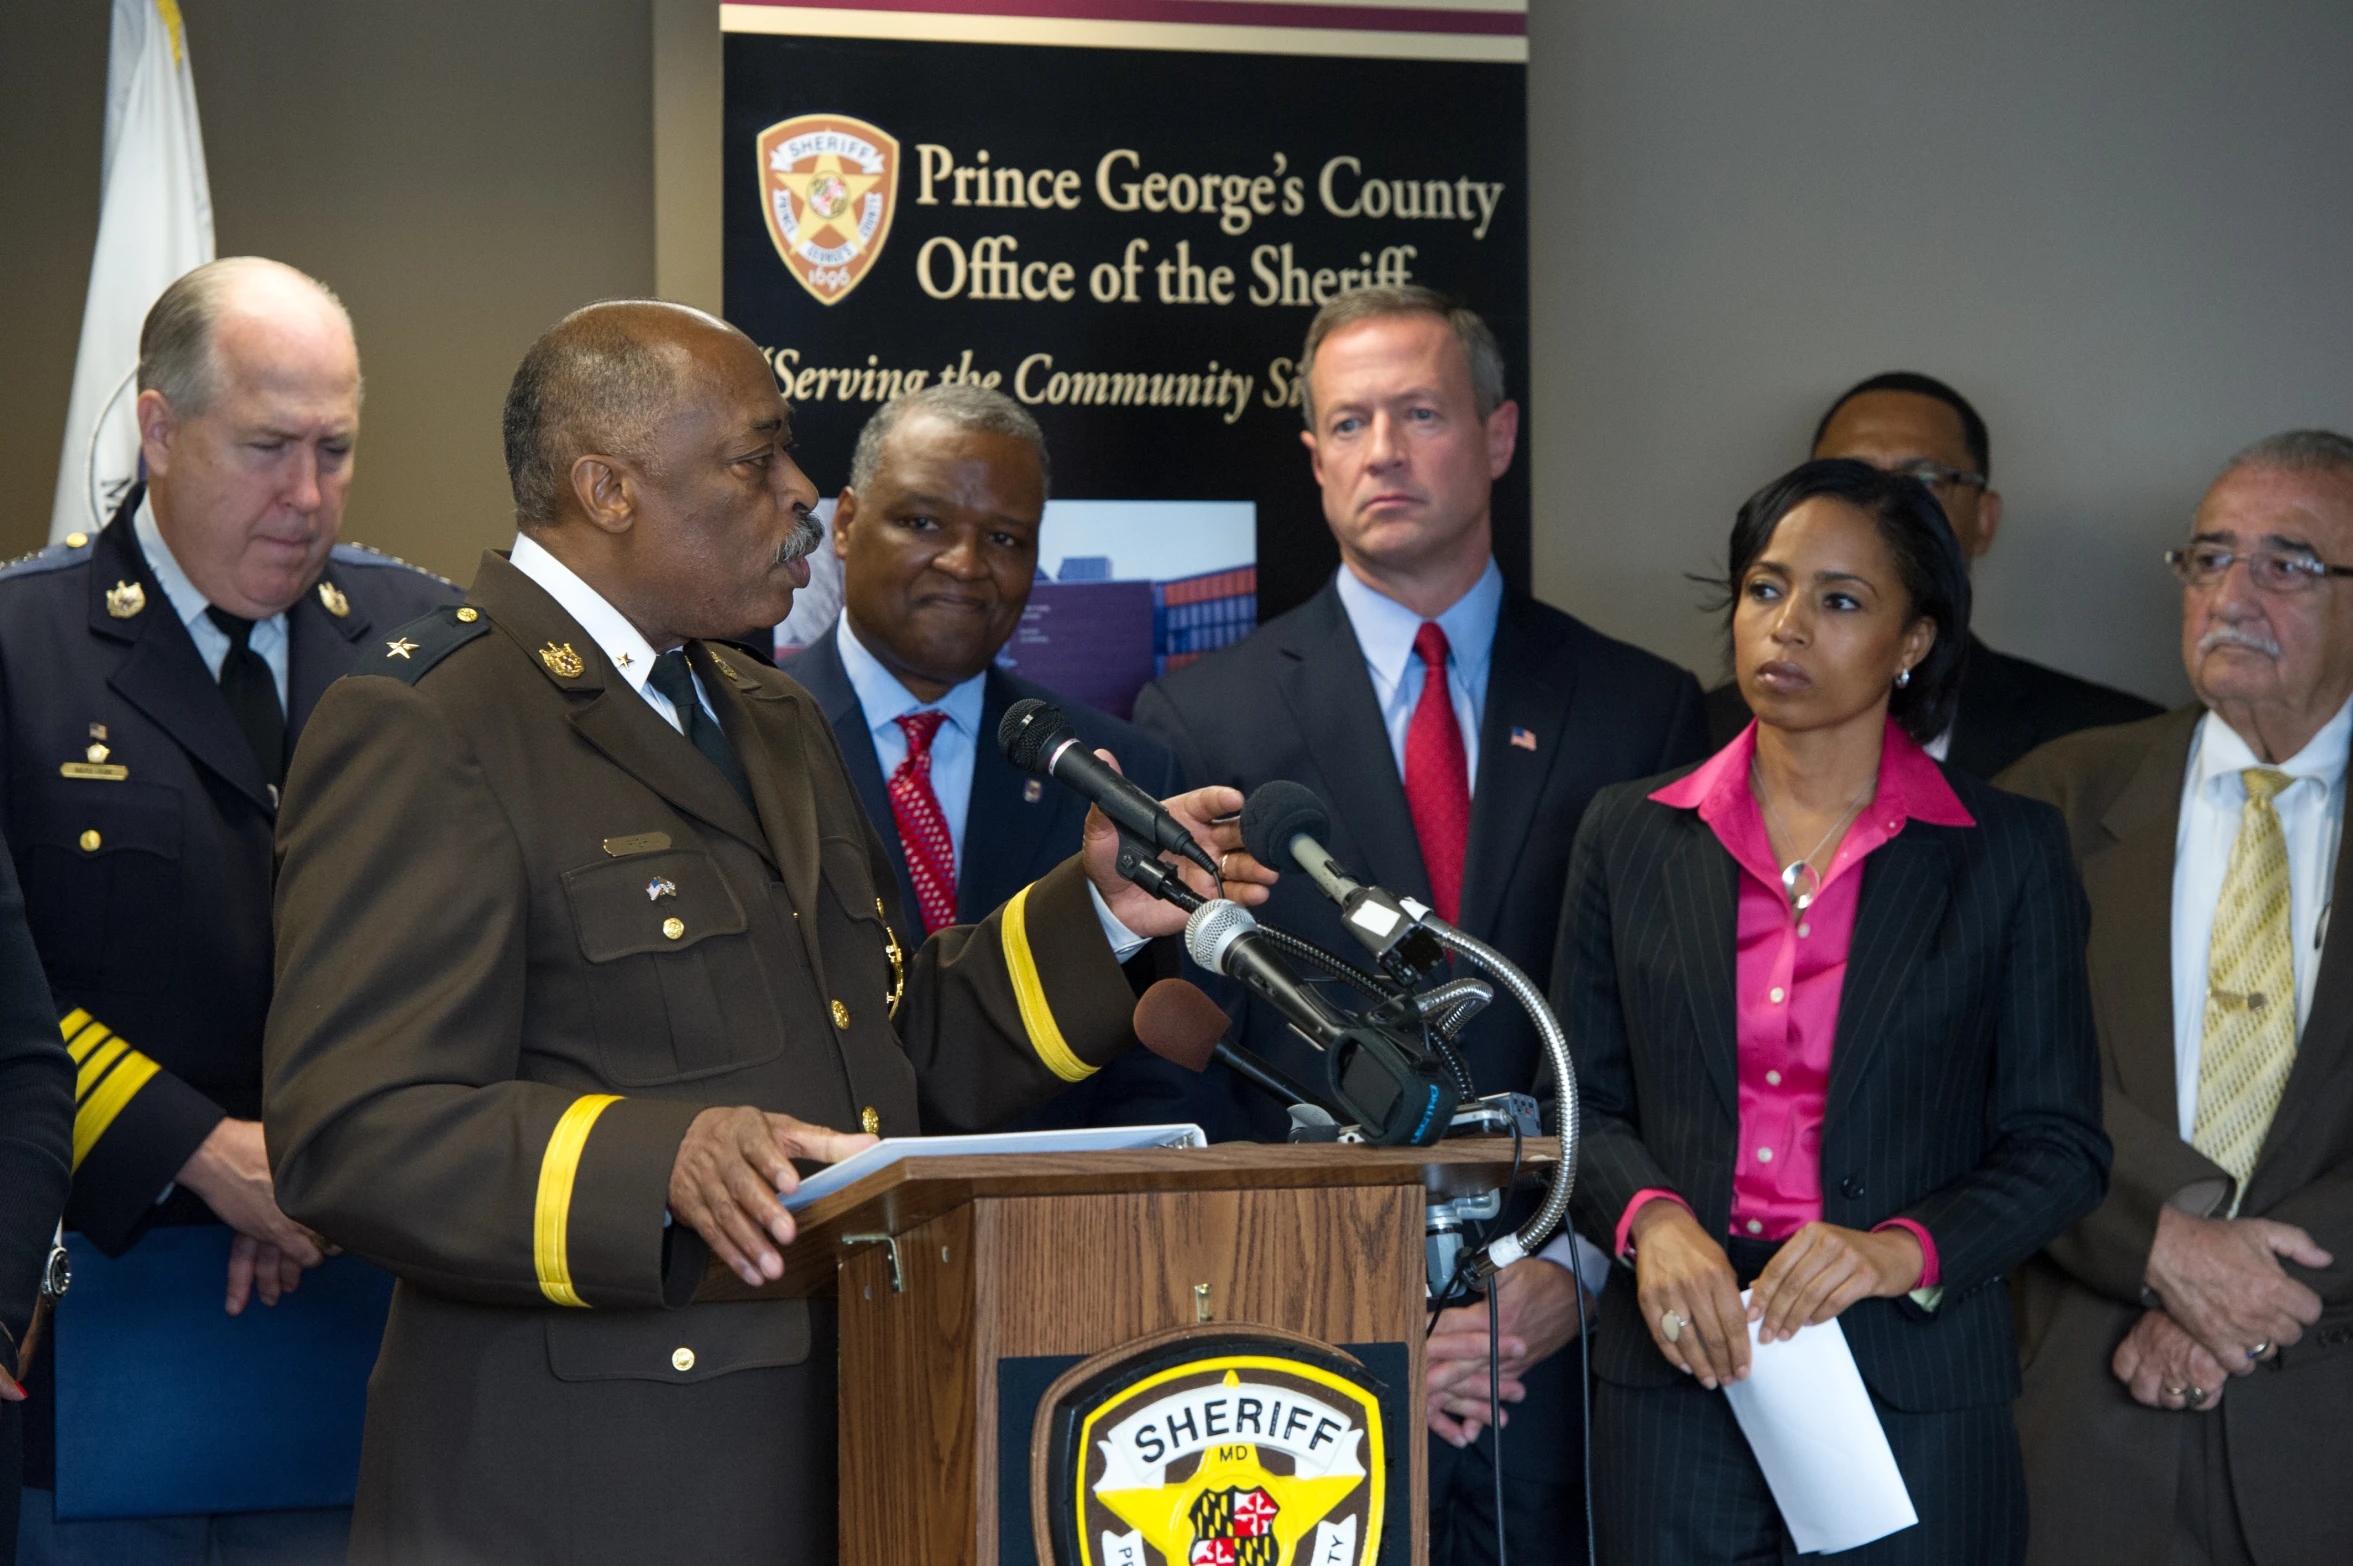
1720 1289 1918 1555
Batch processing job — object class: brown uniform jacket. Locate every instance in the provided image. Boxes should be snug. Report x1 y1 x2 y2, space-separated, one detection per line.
263 554 1141 1565
2001 708 2353 1566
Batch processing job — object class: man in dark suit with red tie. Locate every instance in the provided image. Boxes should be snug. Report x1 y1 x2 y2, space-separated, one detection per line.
782 383 1223 1134
1134 287 1709 1564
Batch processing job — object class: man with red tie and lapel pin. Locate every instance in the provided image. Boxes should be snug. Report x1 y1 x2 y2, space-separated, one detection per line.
781 381 1223 1133
1133 286 1710 1564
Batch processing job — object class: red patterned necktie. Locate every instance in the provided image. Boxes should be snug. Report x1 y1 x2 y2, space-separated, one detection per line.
1404 621 1470 924
888 711 958 935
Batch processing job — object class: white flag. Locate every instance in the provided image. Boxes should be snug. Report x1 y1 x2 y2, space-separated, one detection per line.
47 0 215 543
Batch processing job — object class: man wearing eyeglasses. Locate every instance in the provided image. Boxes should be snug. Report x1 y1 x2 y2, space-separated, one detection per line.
1704 371 2159 773
2003 430 2353 1565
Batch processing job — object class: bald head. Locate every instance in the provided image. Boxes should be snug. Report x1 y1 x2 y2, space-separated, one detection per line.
498 299 823 648
502 300 754 526
140 257 359 420
134 257 363 619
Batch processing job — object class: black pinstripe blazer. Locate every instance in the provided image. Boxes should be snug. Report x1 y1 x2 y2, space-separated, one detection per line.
1552 762 2111 1411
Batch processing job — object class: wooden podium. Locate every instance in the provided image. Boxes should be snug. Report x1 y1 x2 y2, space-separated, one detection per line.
699 1139 1557 1566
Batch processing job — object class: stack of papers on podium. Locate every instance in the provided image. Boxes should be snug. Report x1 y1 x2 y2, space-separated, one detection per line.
782 1123 1207 1211
1721 1290 1918 1554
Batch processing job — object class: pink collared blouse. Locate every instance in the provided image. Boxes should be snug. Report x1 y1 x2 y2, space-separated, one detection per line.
1615 719 1974 1286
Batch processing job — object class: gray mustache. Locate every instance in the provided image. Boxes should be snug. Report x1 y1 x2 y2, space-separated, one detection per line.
773 509 824 567
2199 624 2282 658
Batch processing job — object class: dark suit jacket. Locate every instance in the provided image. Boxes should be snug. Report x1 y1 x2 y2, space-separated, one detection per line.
1554 765 2109 1411
265 554 1145 1565
0 831 72 1549
2002 710 2353 1566
1134 578 1710 1141
1704 635 2162 778
784 621 1227 1133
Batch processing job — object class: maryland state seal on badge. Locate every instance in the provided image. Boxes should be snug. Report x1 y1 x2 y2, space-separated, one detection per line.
756 113 900 306
1034 1329 1392 1566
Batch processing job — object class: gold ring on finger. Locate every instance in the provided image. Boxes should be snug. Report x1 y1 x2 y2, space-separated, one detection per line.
2183 1385 2209 1408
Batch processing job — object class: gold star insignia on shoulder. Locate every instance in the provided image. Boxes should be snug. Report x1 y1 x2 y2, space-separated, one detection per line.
386 637 420 660
318 580 351 617
540 642 585 678
105 580 146 619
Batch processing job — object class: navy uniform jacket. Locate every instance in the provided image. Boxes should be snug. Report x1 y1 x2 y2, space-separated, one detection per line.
786 621 1231 1135
0 492 459 1484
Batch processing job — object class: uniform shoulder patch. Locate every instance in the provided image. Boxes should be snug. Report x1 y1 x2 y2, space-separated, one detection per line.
369 605 491 684
329 541 461 589
0 534 96 584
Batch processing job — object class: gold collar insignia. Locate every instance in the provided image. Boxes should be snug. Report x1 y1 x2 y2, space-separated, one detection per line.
317 580 351 617
104 580 146 619
540 641 585 678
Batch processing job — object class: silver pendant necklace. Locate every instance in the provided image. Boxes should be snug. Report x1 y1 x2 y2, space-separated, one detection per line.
1751 760 1872 912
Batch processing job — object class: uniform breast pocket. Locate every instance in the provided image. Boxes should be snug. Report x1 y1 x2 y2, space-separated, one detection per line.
11 776 183 994
562 850 785 1085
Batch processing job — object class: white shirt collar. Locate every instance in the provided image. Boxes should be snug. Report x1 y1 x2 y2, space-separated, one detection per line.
507 532 662 694
833 612 988 738
2192 696 2353 800
1331 556 1504 688
135 491 281 634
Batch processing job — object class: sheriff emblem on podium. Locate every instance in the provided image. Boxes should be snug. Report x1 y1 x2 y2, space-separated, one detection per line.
755 112 900 305
1034 1330 1391 1566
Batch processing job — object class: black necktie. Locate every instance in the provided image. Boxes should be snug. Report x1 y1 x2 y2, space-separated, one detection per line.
205 607 287 788
645 648 755 813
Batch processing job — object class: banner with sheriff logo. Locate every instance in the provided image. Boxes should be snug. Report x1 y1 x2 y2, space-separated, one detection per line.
722 0 1528 715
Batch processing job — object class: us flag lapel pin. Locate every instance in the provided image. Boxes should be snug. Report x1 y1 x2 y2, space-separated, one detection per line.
1510 727 1538 751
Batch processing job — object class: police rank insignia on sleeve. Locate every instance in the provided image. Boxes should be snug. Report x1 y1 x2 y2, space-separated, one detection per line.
104 580 146 619
1033 1332 1390 1566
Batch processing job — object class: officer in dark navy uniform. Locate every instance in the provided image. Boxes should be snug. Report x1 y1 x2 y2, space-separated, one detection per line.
2 259 458 1565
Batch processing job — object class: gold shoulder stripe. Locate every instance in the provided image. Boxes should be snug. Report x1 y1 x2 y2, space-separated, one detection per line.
1001 883 1095 1084
74 1053 160 1171
534 1094 622 1308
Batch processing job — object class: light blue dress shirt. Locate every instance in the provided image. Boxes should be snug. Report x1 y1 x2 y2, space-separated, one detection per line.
136 494 290 709
834 612 989 867
1332 557 1503 792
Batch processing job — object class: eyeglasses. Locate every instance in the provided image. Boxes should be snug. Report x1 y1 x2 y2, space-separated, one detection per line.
1890 459 1987 496
2166 545 2353 594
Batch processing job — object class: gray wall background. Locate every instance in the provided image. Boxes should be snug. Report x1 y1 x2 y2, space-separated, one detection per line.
7 2 2351 706
1526 1 2353 706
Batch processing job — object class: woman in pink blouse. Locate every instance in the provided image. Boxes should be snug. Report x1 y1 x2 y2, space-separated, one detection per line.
1553 459 2109 1563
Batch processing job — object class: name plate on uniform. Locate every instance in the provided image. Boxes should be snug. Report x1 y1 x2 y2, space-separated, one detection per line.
602 832 672 857
54 1227 394 1520
59 762 130 781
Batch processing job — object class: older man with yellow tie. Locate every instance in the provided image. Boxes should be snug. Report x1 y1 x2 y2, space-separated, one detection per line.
2004 429 2353 1566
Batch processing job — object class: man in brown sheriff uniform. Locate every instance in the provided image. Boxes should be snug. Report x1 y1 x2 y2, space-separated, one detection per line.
261 301 1264 1564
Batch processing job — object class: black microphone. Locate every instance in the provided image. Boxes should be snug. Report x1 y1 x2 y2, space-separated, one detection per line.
1185 899 1458 1147
999 699 1218 879
1241 781 1446 973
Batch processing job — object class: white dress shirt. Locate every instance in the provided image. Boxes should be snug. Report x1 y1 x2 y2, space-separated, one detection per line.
508 533 719 734
2170 699 2353 1137
137 494 290 709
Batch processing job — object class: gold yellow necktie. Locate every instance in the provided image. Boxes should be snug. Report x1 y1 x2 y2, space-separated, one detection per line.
2194 767 2298 1209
